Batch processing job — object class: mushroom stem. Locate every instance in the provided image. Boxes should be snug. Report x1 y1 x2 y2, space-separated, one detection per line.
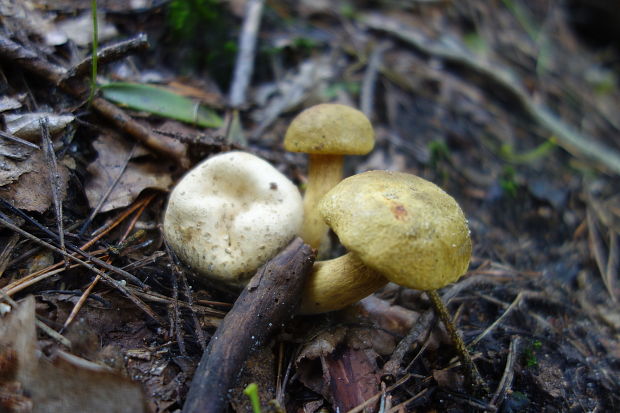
426 289 488 395
300 154 344 249
299 252 388 314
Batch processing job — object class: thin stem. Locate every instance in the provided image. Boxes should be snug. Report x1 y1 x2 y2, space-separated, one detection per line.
300 154 343 250
427 289 488 395
88 0 98 105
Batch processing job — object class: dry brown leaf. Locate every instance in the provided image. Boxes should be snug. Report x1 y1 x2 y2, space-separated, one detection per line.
0 141 36 186
0 296 148 413
85 134 173 212
295 327 347 397
0 95 25 112
44 12 118 46
1 149 70 213
4 113 75 141
324 347 380 413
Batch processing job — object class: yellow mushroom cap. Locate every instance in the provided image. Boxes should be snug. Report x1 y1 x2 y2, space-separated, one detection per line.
283 104 375 155
318 170 472 290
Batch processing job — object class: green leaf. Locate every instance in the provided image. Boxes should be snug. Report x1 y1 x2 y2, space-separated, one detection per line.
100 82 223 128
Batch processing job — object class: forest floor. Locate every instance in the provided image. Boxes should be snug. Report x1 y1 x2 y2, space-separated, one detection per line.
1 1 619 412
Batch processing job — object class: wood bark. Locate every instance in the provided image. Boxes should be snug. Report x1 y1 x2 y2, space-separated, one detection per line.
182 238 315 413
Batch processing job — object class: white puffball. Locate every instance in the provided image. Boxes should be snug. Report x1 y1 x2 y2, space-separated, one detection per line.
163 151 303 286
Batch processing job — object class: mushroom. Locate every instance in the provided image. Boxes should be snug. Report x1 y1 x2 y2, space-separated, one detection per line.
299 170 471 314
163 151 303 287
298 170 485 390
284 103 374 250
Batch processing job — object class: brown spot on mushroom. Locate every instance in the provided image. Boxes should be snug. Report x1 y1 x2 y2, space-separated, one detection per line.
270 182 278 190
390 203 408 221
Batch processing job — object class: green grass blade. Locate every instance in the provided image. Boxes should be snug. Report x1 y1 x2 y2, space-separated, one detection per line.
243 383 261 413
100 82 223 128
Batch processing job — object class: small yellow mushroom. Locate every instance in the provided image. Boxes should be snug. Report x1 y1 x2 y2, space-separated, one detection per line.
284 104 374 250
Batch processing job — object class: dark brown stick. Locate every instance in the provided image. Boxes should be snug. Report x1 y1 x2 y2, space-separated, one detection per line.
61 33 149 82
182 238 315 413
382 309 435 379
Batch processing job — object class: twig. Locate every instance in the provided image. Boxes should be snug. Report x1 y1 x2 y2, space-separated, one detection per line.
490 336 520 408
165 241 207 351
90 97 188 167
170 257 186 356
40 117 66 262
89 194 154 239
403 330 433 373
5 264 78 296
0 34 66 84
361 13 620 175
469 292 524 347
382 310 435 378
79 143 137 236
125 287 226 318
607 232 619 301
88 0 99 105
228 0 265 108
0 200 147 288
35 317 73 348
587 208 616 301
275 341 285 404
61 33 149 83
182 238 315 413
347 374 418 413
62 276 99 332
0 212 163 325
384 388 429 413
360 42 390 119
226 0 265 145
180 268 207 350
0 130 40 149
0 233 19 278
2 196 152 296
64 195 153 330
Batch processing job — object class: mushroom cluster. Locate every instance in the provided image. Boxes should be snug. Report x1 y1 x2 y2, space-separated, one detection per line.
163 111 472 315
163 151 303 287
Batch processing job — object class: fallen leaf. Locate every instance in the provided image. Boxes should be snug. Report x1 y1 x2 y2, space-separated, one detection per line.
0 296 148 413
296 327 347 397
85 134 173 212
0 95 25 112
324 347 380 413
1 149 70 213
44 12 118 46
3 113 75 141
0 141 36 186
